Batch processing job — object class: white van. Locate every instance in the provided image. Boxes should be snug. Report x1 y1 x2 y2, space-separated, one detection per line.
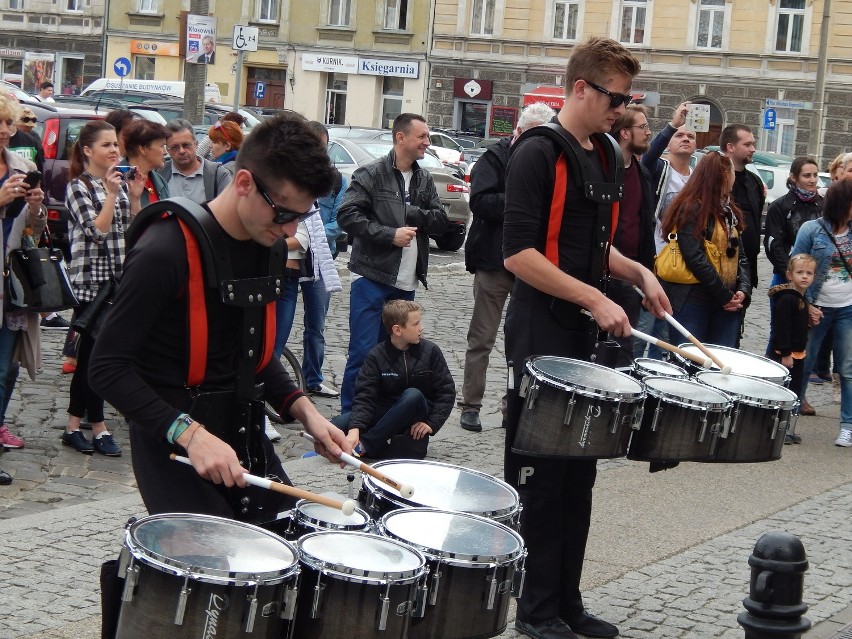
81 79 221 103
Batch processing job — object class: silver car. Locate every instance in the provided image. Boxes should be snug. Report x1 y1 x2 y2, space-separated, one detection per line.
328 137 471 252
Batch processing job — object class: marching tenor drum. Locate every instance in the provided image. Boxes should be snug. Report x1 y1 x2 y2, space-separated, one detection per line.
360 459 521 528
379 508 526 639
632 358 689 381
674 344 791 386
262 499 372 540
627 376 731 462
512 356 645 459
695 371 799 462
294 531 427 639
115 513 300 639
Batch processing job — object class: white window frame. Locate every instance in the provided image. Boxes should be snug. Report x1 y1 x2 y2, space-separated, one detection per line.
759 107 796 156
470 0 495 36
133 55 156 80
548 0 583 42
766 0 812 55
256 0 279 23
7 0 24 10
611 0 652 47
67 0 82 11
328 0 353 27
382 0 410 30
687 0 730 50
137 0 157 13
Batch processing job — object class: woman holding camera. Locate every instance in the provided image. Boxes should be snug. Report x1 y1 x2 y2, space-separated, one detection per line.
62 120 144 456
0 94 48 479
122 119 170 206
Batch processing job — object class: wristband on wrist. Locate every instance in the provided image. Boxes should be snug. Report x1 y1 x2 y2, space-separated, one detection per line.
166 413 194 444
186 424 204 449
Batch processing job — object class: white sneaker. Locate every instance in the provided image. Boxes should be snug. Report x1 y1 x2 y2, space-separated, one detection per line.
834 429 852 447
265 416 282 443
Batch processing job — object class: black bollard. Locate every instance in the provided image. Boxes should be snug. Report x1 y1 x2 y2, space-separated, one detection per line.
737 531 811 638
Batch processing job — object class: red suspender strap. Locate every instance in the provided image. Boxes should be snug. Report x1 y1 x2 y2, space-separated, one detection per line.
178 219 208 387
256 302 276 373
546 153 569 267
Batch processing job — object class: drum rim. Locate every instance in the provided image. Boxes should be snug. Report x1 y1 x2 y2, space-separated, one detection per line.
378 508 525 566
295 499 370 531
675 343 791 380
125 512 300 584
694 371 799 408
527 355 645 400
365 459 520 520
642 375 732 410
297 531 427 584
633 358 688 377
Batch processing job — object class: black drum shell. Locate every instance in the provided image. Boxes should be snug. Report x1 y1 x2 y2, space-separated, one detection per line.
711 402 792 463
627 396 723 462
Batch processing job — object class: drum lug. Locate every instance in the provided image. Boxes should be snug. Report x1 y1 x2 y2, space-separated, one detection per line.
632 404 644 430
512 552 527 599
174 574 190 626
244 582 259 633
311 572 325 619
650 402 663 432
698 411 709 443
414 569 429 618
609 401 622 434
563 391 577 427
518 373 530 398
377 582 391 631
281 573 299 621
120 561 138 603
116 547 130 577
729 406 741 435
429 562 442 606
770 408 781 440
486 565 498 610
526 382 539 410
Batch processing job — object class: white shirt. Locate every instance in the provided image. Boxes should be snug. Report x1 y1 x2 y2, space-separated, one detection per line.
394 169 418 291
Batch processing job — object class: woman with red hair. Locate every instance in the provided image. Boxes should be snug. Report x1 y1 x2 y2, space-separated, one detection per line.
208 120 242 174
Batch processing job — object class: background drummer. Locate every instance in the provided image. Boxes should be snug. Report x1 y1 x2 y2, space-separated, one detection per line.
501 37 671 639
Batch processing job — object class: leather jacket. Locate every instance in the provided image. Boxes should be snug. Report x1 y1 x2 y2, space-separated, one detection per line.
338 150 447 288
763 190 823 275
465 138 510 273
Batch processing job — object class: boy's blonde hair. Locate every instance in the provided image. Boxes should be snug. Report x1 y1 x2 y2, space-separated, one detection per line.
787 253 817 272
382 299 422 334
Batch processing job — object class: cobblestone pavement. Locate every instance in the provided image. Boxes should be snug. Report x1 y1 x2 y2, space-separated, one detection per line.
1 252 850 638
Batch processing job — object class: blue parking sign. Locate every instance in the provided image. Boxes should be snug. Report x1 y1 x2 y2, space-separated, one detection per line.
254 81 266 100
763 108 777 131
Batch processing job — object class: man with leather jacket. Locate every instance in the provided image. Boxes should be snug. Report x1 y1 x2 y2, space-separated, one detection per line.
337 113 448 412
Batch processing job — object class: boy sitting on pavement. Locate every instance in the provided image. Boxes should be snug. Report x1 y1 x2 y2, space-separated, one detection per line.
334 300 455 459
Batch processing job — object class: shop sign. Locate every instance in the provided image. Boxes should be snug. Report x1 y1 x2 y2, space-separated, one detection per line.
302 54 358 73
359 58 419 79
0 48 24 58
130 40 179 57
453 78 493 100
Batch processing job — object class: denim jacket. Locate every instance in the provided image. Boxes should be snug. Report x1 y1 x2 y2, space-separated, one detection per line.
790 218 843 304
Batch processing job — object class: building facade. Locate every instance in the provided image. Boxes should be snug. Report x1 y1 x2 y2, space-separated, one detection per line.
428 0 852 166
0 0 105 96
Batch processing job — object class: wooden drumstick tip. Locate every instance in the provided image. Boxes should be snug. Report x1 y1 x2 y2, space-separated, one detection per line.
342 499 357 516
399 483 414 499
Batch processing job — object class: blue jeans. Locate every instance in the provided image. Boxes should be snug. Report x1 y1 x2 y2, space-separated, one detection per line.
333 388 430 458
672 300 740 348
800 304 852 431
273 279 332 389
341 278 414 412
0 326 19 425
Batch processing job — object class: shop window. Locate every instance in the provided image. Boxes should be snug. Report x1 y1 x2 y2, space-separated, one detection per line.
325 73 347 125
696 0 725 49
329 0 352 26
471 0 495 35
619 0 647 45
133 56 156 81
257 0 278 22
760 107 796 156
59 58 84 95
775 0 806 53
384 0 408 30
2 59 23 85
458 102 487 137
381 77 403 129
553 0 579 41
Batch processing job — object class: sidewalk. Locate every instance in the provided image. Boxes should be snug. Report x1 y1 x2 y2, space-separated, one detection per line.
1 257 850 638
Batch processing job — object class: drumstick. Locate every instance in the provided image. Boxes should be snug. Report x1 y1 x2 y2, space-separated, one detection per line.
632 286 732 374
631 328 712 369
169 453 357 515
299 432 415 499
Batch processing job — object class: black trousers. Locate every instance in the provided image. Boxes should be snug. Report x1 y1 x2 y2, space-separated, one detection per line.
503 284 598 624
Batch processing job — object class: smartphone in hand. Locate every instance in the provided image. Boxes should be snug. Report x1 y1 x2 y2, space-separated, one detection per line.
24 170 42 189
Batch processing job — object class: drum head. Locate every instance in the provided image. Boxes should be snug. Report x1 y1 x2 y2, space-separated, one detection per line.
695 372 798 407
298 531 424 582
634 358 687 378
127 513 297 582
677 344 789 382
296 499 369 530
643 376 730 409
528 356 643 399
380 508 523 564
366 460 519 520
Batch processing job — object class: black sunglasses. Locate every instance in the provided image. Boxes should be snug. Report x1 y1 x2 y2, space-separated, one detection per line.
250 172 313 225
583 79 633 109
19 117 37 124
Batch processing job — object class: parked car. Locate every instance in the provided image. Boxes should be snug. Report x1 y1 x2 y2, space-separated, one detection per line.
0 80 36 103
26 102 105 258
328 137 471 251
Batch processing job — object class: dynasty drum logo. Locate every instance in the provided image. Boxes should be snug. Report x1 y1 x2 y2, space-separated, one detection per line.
202 593 229 638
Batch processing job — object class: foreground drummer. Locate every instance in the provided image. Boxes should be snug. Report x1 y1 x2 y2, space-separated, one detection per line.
502 38 671 639
90 113 352 521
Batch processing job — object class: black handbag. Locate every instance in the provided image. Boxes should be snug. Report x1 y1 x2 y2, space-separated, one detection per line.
5 246 79 313
71 278 116 340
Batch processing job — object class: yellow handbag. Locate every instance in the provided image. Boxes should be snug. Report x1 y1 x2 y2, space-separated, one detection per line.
655 232 699 284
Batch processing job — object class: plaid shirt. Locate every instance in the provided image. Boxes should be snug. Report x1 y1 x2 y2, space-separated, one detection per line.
66 172 132 302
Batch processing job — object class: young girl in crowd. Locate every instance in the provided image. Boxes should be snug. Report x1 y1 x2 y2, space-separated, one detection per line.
767 254 816 444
